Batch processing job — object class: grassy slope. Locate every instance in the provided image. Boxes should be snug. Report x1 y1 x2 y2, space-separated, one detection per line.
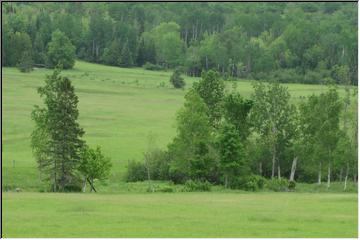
3 192 358 238
2 61 356 191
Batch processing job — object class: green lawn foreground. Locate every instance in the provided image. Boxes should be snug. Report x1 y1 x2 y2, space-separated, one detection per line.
3 192 357 238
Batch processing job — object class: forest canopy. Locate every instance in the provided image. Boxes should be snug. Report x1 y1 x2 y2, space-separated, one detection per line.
2 2 358 85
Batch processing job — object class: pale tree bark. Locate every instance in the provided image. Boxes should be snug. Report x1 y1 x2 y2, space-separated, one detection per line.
82 177 87 193
259 162 263 176
344 162 349 191
289 156 298 181
271 145 276 179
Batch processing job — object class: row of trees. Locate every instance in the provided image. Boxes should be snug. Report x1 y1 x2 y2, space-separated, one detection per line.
2 2 357 84
129 70 357 190
31 69 112 192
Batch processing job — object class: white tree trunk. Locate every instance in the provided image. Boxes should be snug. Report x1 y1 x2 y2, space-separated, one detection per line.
289 156 298 181
277 165 281 179
259 162 263 176
271 146 276 179
82 177 87 193
344 163 349 191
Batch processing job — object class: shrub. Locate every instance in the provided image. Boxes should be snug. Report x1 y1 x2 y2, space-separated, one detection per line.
143 62 164 71
126 160 146 182
170 68 185 89
182 180 211 192
288 180 296 191
244 175 266 191
157 186 174 192
266 178 289 192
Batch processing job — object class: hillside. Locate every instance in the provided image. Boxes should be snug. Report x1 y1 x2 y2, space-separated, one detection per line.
2 61 356 191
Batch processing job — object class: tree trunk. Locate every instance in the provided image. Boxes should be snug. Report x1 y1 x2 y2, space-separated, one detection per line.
259 162 263 176
271 146 276 179
90 178 94 192
82 177 87 193
225 175 228 188
289 156 298 181
327 161 331 188
318 162 322 185
344 162 349 191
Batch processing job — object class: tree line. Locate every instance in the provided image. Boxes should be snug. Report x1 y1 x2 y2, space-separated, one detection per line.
2 2 357 84
128 70 357 191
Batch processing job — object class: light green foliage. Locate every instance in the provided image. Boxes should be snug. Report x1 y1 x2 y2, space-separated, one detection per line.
194 70 225 127
251 81 296 178
79 145 112 187
3 192 358 237
168 89 214 183
47 30 76 69
148 22 184 67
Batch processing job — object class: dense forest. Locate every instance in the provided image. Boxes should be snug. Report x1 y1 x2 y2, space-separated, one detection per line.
2 2 358 85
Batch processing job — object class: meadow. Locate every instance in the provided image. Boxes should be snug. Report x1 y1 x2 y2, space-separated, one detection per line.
2 61 358 238
2 61 356 191
3 192 358 238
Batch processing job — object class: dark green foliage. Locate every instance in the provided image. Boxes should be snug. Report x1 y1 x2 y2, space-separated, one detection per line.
170 68 185 89
18 51 33 73
157 186 174 193
266 178 289 192
288 180 296 190
126 160 146 182
2 3 357 84
182 180 211 192
194 70 225 127
47 30 76 69
218 123 249 188
31 69 85 191
240 175 267 191
223 93 253 141
143 62 164 71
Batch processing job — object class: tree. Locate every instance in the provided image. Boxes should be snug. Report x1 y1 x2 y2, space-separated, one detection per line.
31 69 85 191
168 89 214 183
170 68 185 89
18 51 33 73
218 123 248 188
47 30 76 69
119 40 134 67
223 92 253 141
251 81 296 179
194 70 225 128
79 145 112 192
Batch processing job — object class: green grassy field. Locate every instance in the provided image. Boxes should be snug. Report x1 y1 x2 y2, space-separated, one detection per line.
2 61 358 238
2 60 356 191
3 192 358 238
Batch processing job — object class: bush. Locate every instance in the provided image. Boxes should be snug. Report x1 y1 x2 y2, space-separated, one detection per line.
157 186 174 192
266 178 289 192
182 180 211 192
244 175 267 191
170 68 185 89
143 62 164 71
288 180 296 191
126 160 146 182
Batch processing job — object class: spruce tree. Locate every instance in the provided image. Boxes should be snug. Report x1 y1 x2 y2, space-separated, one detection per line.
32 69 85 191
